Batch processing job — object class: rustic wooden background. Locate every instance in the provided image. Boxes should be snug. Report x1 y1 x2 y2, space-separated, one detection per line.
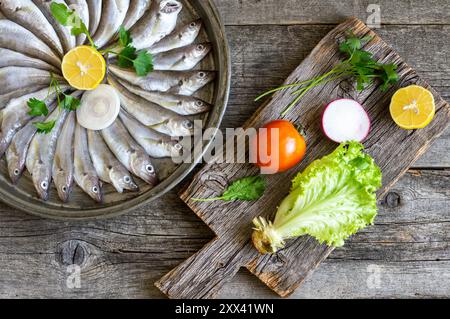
1 0 449 298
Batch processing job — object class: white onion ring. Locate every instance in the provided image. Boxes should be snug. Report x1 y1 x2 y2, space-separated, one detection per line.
77 84 121 131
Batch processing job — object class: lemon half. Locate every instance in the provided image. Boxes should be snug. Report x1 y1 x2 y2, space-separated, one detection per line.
390 85 435 130
61 46 106 91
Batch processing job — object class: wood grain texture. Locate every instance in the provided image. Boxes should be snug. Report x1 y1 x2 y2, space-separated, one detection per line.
156 18 450 298
1 171 448 298
215 0 450 25
1 0 450 299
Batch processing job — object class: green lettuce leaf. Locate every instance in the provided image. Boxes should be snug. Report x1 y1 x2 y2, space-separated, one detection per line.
252 142 382 254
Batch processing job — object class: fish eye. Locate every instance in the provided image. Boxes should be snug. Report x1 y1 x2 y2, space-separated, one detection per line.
197 44 205 51
41 181 48 190
14 169 20 176
195 101 204 107
166 2 179 9
124 176 131 183
190 22 197 28
198 72 206 78
92 186 99 194
175 144 183 151
185 121 194 129
62 186 68 193
146 165 155 174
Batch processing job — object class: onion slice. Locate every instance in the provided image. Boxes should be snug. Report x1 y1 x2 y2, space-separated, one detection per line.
322 99 371 143
77 84 121 131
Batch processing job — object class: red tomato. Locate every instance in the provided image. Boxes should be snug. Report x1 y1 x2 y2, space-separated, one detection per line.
254 120 307 173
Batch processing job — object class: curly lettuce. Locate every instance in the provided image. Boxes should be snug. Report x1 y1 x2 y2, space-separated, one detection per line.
252 142 382 254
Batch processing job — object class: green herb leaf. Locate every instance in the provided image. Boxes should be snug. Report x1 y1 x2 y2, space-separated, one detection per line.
50 2 71 25
133 50 153 76
117 47 153 76
222 175 266 201
60 94 81 111
119 26 132 47
117 46 137 68
34 120 56 134
27 98 49 117
339 32 372 55
252 142 382 253
378 63 399 91
257 31 399 116
340 39 359 55
192 175 266 202
350 50 373 65
109 25 154 77
50 1 95 47
70 22 89 37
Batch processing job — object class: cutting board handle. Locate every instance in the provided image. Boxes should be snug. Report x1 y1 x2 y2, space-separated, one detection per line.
156 236 254 299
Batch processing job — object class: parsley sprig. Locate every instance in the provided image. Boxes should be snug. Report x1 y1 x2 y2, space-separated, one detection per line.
192 176 266 202
27 73 80 134
256 31 400 116
50 2 95 48
101 27 154 76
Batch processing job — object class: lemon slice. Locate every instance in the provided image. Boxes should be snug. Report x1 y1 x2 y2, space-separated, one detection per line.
62 46 106 90
390 85 435 130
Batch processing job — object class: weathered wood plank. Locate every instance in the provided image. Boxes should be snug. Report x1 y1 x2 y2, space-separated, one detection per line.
157 18 450 298
1 9 450 298
221 260 450 299
215 0 450 25
0 170 448 298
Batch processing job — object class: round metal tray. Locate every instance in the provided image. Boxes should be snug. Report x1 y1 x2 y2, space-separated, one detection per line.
0 0 231 220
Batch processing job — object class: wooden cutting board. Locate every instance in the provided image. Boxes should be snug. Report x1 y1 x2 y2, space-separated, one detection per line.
155 17 450 299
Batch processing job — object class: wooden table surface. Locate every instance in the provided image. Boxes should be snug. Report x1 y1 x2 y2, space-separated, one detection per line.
1 0 449 299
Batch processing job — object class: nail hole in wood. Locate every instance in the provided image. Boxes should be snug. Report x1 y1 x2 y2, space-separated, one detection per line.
385 192 401 208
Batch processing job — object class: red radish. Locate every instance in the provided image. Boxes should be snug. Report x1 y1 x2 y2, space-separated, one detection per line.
322 99 371 143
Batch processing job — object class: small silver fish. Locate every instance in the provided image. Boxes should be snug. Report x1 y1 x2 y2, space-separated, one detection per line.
119 110 183 158
0 48 60 73
109 65 215 96
66 0 90 45
129 0 182 50
0 19 62 67
0 67 63 96
52 112 76 202
108 76 195 137
74 123 103 202
101 119 159 186
92 0 129 49
149 117 196 137
6 117 44 184
32 0 77 53
0 86 64 157
148 19 202 54
117 78 211 115
153 43 212 71
86 0 102 35
0 85 47 110
26 108 69 201
87 129 139 193
0 0 64 56
175 70 216 96
122 0 151 31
